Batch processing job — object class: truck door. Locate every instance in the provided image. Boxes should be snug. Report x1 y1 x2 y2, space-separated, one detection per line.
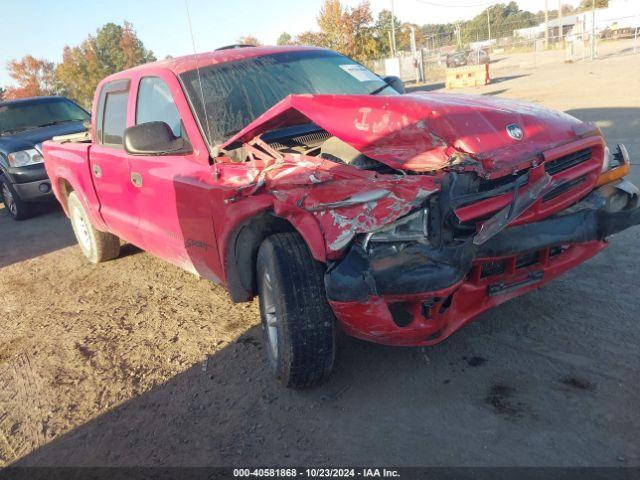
89 79 144 247
126 73 222 281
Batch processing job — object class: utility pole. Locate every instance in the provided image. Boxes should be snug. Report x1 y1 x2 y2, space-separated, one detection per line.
486 6 492 52
558 0 563 47
544 0 549 49
590 0 596 60
390 0 397 57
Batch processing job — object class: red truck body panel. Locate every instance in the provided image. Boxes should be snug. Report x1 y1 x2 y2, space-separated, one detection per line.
42 46 636 347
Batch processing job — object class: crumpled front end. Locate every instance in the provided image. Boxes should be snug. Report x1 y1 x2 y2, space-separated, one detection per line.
324 146 640 346
217 92 640 346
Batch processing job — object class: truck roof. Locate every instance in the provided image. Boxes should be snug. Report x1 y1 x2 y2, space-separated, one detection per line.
106 45 326 80
0 95 73 108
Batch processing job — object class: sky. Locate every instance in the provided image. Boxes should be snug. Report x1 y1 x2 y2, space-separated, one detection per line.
0 0 581 86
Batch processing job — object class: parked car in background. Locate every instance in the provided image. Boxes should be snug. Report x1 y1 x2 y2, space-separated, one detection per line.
446 51 468 68
467 48 490 65
446 49 490 68
0 96 89 220
43 45 640 387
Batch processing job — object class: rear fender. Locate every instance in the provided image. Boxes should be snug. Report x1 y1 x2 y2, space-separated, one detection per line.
43 141 107 231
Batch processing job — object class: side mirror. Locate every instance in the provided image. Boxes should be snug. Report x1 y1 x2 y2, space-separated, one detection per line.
383 75 405 94
123 121 191 155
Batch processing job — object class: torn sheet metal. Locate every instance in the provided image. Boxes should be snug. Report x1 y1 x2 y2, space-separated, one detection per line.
220 92 588 176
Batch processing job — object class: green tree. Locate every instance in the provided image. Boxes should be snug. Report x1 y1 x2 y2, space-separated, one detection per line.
461 2 538 44
277 32 293 45
56 22 155 107
0 87 5 101
375 9 401 55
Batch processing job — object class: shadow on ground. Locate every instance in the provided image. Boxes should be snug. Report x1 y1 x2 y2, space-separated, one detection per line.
12 227 640 467
0 203 76 269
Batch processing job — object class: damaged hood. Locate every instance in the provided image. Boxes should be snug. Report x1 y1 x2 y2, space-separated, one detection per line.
221 93 587 176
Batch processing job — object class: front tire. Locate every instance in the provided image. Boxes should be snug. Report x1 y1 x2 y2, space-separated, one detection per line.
257 232 336 388
0 177 33 220
67 191 120 263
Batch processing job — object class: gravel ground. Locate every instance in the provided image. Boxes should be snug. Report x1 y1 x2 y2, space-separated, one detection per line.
1 46 639 467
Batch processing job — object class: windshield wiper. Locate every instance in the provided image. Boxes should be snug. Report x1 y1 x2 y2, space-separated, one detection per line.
369 80 393 96
36 119 83 128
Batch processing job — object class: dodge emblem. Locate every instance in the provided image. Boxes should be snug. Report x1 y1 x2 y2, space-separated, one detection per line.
506 123 524 141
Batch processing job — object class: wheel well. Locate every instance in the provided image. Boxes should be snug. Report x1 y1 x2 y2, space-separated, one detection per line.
225 211 297 303
58 178 73 208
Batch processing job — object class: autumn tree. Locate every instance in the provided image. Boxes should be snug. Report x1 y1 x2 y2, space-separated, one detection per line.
295 30 326 46
237 35 262 46
295 0 380 62
578 0 608 9
277 32 293 45
3 56 57 99
56 22 155 107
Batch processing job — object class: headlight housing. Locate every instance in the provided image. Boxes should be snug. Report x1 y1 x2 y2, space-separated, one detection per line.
602 146 611 172
7 148 43 167
363 207 429 249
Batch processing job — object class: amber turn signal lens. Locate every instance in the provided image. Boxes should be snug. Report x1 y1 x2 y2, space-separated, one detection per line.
596 162 631 187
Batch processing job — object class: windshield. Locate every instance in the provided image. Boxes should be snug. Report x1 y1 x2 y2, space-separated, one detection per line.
180 50 397 145
0 98 89 135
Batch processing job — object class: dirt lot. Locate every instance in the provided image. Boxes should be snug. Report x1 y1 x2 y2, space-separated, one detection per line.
1 48 639 467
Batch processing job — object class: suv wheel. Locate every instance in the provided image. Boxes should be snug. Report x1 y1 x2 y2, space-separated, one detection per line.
257 232 336 388
68 191 120 263
0 178 32 220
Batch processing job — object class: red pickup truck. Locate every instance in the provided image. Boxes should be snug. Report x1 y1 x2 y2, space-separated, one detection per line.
43 45 640 387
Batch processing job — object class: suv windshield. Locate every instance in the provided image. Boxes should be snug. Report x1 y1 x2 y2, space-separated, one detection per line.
0 98 89 135
180 50 396 145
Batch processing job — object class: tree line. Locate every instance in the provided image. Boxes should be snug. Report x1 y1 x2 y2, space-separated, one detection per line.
274 0 608 58
1 22 154 107
1 0 608 105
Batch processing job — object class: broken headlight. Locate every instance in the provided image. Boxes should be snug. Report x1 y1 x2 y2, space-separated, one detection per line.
363 207 429 249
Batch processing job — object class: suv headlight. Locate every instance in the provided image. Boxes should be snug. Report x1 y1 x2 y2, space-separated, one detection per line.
363 207 429 249
7 148 43 167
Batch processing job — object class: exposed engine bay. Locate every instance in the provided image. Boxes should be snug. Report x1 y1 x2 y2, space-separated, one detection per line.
227 124 400 174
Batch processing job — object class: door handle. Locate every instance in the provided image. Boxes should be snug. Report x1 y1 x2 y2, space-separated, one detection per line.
92 165 102 178
130 172 143 188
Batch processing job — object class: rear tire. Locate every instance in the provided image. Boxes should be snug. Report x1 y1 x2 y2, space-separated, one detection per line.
257 232 336 388
0 177 33 221
67 191 120 263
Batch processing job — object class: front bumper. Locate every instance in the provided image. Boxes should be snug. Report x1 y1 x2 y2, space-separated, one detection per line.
325 181 640 346
12 178 54 202
3 163 53 202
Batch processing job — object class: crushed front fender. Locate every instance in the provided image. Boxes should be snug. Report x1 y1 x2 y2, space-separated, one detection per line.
325 181 640 345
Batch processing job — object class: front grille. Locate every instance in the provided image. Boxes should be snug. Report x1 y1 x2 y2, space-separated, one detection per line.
542 176 586 202
544 148 592 175
479 169 529 192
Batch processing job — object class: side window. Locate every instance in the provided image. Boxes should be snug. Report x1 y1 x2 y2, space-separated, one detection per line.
102 90 129 147
136 77 182 137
